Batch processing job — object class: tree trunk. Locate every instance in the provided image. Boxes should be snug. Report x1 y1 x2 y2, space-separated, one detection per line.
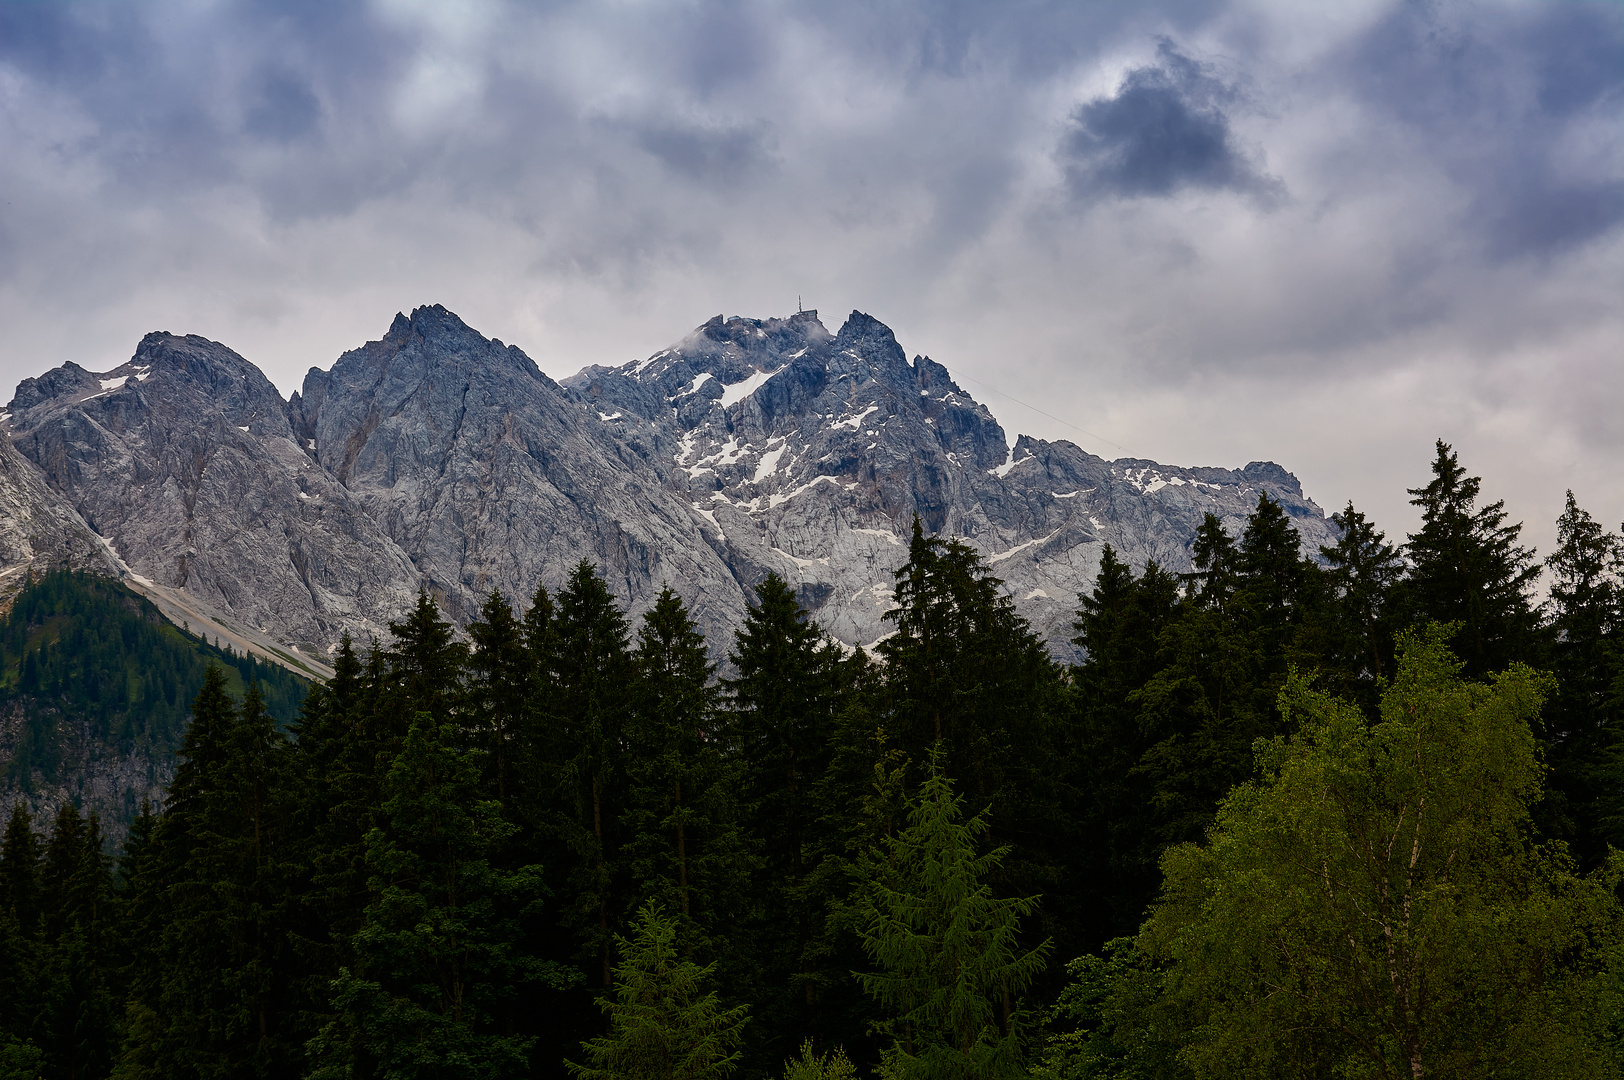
675 777 690 917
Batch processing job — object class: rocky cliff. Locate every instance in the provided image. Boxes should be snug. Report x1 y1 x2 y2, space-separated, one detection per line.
6 335 418 666
0 431 119 602
5 306 1338 663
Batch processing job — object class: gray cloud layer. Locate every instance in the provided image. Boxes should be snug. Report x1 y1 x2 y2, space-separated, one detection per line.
1 0 1620 568
1062 39 1282 202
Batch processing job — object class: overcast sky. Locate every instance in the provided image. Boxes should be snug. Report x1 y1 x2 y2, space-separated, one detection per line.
1 0 1620 567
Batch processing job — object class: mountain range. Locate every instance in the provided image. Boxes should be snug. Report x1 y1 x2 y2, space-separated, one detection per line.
0 305 1338 667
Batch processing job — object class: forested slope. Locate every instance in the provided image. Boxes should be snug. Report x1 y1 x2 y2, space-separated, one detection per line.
0 570 306 837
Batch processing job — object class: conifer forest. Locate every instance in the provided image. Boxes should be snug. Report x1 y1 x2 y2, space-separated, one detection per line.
3 439 1624 1080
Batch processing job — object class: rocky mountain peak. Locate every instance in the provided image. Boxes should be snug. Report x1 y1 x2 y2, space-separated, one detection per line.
3 303 1339 666
7 362 101 413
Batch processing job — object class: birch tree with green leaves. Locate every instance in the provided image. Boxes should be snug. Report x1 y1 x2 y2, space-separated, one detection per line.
1141 627 1624 1080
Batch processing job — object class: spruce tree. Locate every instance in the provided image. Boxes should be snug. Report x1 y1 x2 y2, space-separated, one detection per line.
794 650 903 1069
550 562 634 988
724 572 843 1064
37 806 118 1080
624 589 752 953
1401 439 1543 675
1183 513 1238 613
467 590 535 803
0 803 43 1066
293 632 393 1006
1233 494 1315 659
522 583 559 682
877 519 1063 852
116 669 304 1078
857 758 1050 1080
1068 548 1180 944
781 1041 856 1080
880 520 1062 799
1317 501 1405 705
727 571 839 875
40 803 87 942
385 592 468 725
1135 496 1320 854
566 901 749 1080
1543 491 1622 863
308 710 545 1080
0 802 39 937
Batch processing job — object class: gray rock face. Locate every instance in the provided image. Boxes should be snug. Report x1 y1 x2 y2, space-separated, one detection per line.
292 305 748 640
4 306 1338 664
0 424 119 599
6 332 421 654
567 309 1338 658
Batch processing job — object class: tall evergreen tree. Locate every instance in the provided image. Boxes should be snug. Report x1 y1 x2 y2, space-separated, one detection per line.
292 633 393 1011
0 802 44 1067
466 591 535 803
789 650 903 1071
549 562 635 988
725 572 845 1066
36 806 118 1080
566 901 749 1080
1543 492 1623 863
1316 501 1406 708
384 593 468 725
857 759 1051 1080
1183 513 1238 614
116 669 304 1079
1233 495 1316 661
1135 497 1321 854
877 519 1063 851
308 711 545 1080
624 589 752 954
0 802 40 937
727 572 840 877
1401 439 1543 675
880 520 1062 800
1068 548 1181 944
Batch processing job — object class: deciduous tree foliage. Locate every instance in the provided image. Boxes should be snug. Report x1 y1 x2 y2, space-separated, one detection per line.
1140 628 1622 1079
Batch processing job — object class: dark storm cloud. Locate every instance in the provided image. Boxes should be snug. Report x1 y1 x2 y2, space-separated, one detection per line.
1340 1 1624 259
1060 39 1280 202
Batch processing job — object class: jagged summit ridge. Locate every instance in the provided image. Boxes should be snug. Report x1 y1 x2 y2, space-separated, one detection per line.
4 305 1336 663
290 303 745 637
567 309 1336 654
